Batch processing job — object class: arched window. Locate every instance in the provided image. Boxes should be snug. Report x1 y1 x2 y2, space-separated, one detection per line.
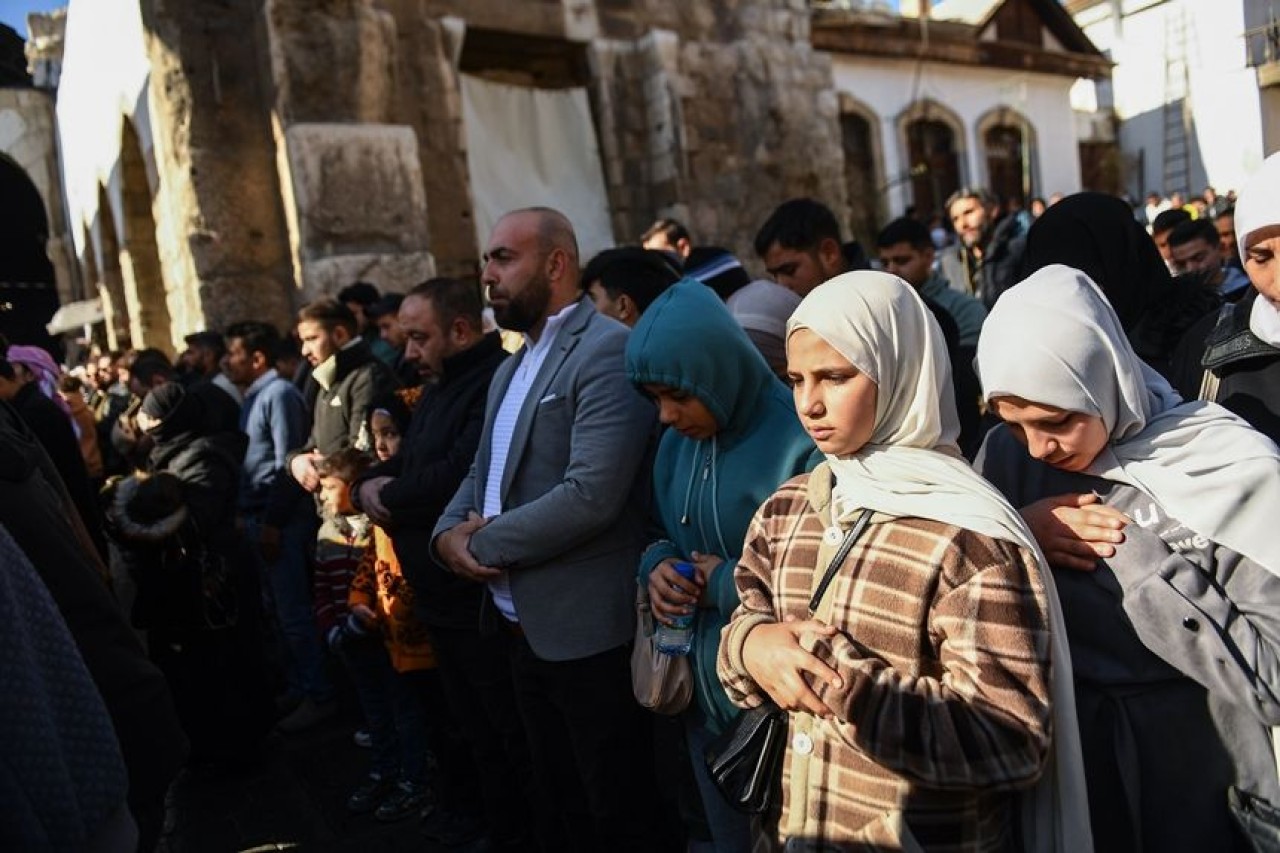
977 107 1038 207
838 94 885 247
905 118 961 220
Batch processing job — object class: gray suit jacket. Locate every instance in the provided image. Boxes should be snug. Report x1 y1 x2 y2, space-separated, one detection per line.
433 297 657 661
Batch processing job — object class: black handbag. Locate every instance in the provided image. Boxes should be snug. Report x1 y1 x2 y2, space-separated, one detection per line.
704 701 789 814
705 508 874 815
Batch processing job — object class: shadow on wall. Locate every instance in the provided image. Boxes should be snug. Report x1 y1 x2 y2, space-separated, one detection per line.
1119 98 1207 200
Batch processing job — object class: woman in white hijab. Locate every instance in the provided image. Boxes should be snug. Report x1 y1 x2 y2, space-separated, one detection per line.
717 271 1089 852
976 263 1280 852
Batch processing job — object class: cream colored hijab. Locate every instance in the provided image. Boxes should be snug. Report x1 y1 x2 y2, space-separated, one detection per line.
788 272 1043 554
978 264 1280 576
788 271 1092 853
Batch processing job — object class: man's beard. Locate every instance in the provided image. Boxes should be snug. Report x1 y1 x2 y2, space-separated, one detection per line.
492 270 552 333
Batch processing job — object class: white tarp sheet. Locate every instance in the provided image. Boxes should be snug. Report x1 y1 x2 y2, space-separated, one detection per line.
461 74 616 261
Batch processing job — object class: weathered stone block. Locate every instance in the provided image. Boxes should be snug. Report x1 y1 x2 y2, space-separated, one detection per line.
301 251 437 302
284 123 431 257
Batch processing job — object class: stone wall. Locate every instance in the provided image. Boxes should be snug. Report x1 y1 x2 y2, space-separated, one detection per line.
386 6 476 279
262 0 845 280
56 0 850 345
590 0 848 267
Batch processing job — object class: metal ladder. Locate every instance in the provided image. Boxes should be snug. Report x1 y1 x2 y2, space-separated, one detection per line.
1162 1 1192 197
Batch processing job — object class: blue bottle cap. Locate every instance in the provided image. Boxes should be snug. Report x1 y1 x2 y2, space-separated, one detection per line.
673 561 697 580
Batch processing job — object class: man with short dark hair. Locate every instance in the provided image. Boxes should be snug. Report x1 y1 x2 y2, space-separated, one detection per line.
338 281 398 367
753 197 846 296
1152 207 1193 272
875 216 988 455
876 217 987 348
351 277 530 848
581 247 679 327
1217 206 1242 270
289 297 397 490
939 187 1026 307
433 207 659 851
640 216 693 261
366 293 418 386
224 321 327 718
1168 218 1251 299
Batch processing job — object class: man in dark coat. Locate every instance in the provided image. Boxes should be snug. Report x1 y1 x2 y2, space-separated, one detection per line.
288 297 397 488
352 277 532 849
940 187 1027 308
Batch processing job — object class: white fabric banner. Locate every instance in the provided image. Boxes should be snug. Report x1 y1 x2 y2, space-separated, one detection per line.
461 74 616 262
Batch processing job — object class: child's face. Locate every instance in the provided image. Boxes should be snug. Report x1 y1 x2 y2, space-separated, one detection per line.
370 410 402 462
990 396 1109 473
641 383 718 440
786 328 878 458
319 475 355 516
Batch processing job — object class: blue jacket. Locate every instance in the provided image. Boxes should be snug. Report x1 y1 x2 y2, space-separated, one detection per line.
626 279 817 733
238 369 309 517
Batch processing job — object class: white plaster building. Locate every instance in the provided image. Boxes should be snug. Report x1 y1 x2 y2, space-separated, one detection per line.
1069 0 1269 198
813 0 1111 241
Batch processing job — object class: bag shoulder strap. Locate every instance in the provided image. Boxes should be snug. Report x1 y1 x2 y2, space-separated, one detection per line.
807 508 873 616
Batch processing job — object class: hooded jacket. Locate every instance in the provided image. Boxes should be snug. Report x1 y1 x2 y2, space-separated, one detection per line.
626 279 817 732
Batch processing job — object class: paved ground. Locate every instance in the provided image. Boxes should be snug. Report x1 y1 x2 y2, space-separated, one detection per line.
155 710 440 853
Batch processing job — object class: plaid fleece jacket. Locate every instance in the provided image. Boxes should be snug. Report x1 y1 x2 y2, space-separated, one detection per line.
718 470 1052 851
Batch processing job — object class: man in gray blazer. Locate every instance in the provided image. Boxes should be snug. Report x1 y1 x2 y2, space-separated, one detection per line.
434 208 659 852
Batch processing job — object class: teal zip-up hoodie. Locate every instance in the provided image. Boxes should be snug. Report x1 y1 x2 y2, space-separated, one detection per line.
625 279 817 734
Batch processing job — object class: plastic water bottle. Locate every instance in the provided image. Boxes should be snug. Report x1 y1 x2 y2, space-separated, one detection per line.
656 561 697 656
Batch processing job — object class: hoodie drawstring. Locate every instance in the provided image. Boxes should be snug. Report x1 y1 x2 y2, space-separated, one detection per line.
679 438 730 559
679 447 698 526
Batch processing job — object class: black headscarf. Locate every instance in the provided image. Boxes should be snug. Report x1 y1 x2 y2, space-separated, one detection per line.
140 382 207 448
1018 192 1171 332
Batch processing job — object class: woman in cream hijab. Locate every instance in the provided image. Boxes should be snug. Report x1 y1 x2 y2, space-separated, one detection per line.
717 271 1089 852
977 263 1280 852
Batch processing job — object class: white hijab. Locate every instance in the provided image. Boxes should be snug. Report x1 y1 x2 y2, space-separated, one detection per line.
1235 151 1280 346
978 264 1280 576
788 272 1092 853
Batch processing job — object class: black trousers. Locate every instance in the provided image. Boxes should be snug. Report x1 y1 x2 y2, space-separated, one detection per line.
509 633 661 853
428 624 537 848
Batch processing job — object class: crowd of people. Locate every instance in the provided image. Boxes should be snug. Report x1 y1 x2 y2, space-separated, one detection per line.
3 154 1280 853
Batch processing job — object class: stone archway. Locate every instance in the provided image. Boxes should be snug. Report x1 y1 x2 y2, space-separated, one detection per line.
119 119 174 355
898 99 966 220
976 105 1038 206
95 184 131 349
838 93 885 248
0 153 58 351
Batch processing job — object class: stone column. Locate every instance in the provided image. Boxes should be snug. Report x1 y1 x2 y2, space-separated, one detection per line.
138 0 297 339
265 0 435 297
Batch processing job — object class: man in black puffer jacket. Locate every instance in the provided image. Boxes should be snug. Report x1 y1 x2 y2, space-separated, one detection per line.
351 278 534 851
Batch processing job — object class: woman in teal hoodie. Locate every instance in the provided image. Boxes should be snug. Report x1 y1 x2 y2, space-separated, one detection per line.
626 278 817 852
